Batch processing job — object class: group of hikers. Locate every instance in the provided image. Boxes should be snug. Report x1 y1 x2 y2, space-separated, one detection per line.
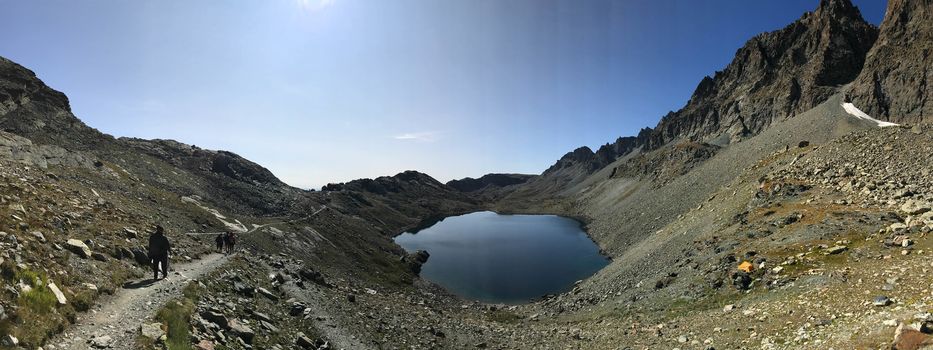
145 226 238 281
215 231 238 254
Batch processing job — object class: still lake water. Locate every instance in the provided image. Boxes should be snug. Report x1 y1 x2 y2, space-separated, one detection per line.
394 211 609 304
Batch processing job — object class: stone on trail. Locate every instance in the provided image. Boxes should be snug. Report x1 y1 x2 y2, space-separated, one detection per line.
48 281 68 305
140 322 165 341
90 335 113 348
65 238 92 258
874 296 893 307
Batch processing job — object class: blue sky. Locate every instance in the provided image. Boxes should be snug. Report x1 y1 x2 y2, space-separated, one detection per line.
0 0 887 189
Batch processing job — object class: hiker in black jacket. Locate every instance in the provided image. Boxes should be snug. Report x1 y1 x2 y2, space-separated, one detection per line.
148 225 171 280
215 232 225 253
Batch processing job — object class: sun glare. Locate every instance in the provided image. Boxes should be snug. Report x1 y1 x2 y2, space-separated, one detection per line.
296 0 335 12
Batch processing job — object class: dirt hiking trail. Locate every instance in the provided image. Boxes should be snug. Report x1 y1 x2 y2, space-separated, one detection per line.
49 254 228 350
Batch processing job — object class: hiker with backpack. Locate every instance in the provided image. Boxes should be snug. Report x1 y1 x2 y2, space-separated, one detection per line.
148 225 171 280
215 232 225 253
224 231 237 254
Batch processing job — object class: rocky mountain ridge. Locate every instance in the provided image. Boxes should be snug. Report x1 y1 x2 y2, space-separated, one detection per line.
538 0 887 189
445 173 534 193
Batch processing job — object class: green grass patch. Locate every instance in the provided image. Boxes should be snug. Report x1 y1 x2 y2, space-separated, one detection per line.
139 281 205 350
487 309 524 324
8 267 71 347
155 299 195 350
15 268 57 314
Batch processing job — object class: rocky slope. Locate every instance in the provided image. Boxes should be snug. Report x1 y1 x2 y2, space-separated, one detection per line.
846 0 933 124
0 53 484 348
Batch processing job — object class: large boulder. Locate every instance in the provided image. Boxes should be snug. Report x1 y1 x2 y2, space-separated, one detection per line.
406 250 430 274
228 320 255 344
132 248 150 266
65 239 92 259
298 268 328 286
200 310 229 329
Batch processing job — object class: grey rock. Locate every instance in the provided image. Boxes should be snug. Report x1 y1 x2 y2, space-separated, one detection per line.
825 245 848 255
132 248 149 266
90 335 113 348
295 332 316 349
0 334 18 346
48 281 68 305
65 238 92 258
874 295 892 307
251 311 273 323
228 320 255 344
200 311 229 329
30 231 45 243
257 287 278 301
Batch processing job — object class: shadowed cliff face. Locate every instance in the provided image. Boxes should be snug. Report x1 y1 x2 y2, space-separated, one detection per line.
846 0 933 124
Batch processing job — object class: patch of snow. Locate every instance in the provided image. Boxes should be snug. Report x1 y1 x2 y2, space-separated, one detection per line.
841 103 899 128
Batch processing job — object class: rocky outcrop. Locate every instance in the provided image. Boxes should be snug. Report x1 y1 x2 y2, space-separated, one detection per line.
447 173 535 192
0 131 95 168
0 57 111 150
846 0 932 124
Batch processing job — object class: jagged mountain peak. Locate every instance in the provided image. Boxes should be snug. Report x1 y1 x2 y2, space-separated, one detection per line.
815 0 865 20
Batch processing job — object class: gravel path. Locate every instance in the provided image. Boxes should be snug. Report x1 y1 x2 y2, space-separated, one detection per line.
48 254 228 350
